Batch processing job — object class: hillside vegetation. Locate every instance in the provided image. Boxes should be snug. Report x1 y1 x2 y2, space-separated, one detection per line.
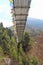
0 23 39 65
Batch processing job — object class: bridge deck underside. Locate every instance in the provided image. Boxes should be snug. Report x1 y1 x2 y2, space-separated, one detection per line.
13 0 31 42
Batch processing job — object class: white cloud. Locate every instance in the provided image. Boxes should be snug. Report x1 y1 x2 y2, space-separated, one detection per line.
0 0 12 27
0 0 43 27
28 0 43 20
0 19 13 27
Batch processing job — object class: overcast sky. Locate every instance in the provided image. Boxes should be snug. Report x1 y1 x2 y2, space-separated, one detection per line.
0 0 43 27
29 0 43 19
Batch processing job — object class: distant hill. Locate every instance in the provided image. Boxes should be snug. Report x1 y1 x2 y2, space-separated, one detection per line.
25 17 43 36
9 17 43 37
26 17 43 30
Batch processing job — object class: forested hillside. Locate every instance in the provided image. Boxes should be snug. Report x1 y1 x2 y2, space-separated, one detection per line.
0 23 18 65
0 23 41 65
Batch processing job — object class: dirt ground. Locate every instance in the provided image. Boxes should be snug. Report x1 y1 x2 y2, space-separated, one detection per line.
28 35 43 64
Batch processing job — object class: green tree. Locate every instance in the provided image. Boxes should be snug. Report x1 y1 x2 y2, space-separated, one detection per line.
30 57 38 65
23 32 30 43
6 28 13 39
0 23 3 27
0 23 17 56
22 32 31 52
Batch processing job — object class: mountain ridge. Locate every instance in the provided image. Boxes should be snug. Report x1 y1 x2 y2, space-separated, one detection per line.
9 17 43 36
